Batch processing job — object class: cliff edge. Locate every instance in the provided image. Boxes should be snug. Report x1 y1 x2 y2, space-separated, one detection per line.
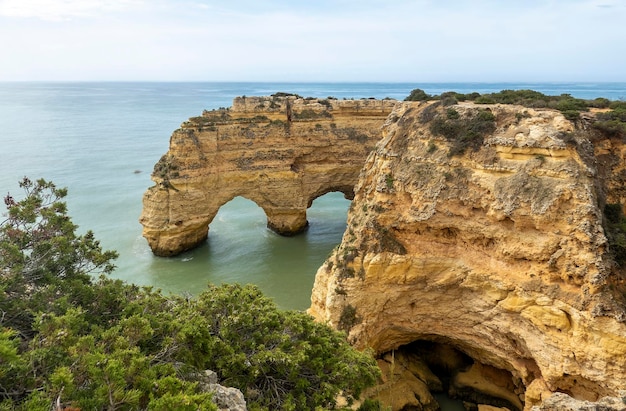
309 101 626 410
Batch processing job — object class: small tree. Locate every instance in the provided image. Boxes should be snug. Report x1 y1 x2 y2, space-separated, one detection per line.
405 88 431 101
0 177 118 337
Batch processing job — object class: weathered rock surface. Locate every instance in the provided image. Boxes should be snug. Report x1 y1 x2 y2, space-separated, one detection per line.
207 384 247 411
197 369 247 411
531 392 626 411
309 101 626 410
140 94 396 256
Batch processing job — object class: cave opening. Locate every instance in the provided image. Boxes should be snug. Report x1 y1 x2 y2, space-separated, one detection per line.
375 339 525 411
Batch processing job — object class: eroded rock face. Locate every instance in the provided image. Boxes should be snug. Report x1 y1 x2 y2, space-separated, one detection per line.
140 95 396 256
309 101 626 410
531 392 626 411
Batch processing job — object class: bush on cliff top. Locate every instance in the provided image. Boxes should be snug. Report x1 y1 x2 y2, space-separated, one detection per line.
430 108 496 156
406 88 626 140
0 178 379 410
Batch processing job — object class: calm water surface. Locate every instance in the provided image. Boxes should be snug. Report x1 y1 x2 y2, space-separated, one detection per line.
1 82 624 309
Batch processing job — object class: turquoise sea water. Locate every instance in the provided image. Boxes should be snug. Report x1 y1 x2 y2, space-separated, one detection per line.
1 82 625 309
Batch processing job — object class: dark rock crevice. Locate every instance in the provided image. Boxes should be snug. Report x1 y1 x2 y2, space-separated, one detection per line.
371 340 525 411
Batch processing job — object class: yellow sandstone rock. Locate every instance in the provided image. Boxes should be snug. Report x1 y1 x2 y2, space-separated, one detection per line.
309 101 626 410
140 95 396 256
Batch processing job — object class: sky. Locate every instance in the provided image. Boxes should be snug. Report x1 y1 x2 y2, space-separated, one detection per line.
0 0 624 82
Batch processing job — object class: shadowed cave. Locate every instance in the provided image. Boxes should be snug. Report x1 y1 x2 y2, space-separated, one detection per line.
376 340 525 411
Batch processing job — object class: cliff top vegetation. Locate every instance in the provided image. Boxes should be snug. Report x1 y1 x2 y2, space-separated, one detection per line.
405 88 626 138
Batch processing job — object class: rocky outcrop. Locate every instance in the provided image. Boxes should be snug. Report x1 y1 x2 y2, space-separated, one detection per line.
309 101 626 410
140 95 396 256
199 370 247 411
531 392 626 411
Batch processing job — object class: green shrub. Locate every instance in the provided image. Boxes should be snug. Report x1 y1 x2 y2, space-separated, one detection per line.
404 88 431 101
338 304 359 332
556 97 588 112
430 108 496 156
561 110 581 121
475 96 496 104
293 109 332 120
589 97 611 109
440 91 459 106
604 203 626 265
446 108 460 120
592 107 626 138
0 179 380 411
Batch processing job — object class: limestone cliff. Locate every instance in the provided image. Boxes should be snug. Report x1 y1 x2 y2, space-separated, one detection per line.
140 95 396 256
309 101 626 410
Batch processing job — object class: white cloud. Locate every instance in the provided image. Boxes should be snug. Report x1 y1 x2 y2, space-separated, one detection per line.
0 0 145 21
0 0 624 81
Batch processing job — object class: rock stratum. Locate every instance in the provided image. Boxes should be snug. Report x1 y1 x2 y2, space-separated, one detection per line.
140 95 395 256
309 101 626 410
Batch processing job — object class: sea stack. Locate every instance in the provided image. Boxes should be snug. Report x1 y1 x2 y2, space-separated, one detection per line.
140 94 396 256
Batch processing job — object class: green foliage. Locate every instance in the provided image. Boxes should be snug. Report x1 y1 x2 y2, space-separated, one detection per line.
153 154 180 181
404 88 431 101
474 95 496 104
475 89 549 106
430 108 496 156
292 109 332 120
406 88 626 128
0 178 379 410
439 91 459 106
604 203 626 265
446 108 460 120
385 174 394 190
338 304 359 333
0 177 118 338
593 106 626 138
178 284 379 410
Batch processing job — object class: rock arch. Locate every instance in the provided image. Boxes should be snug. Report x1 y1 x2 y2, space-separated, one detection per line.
140 95 396 257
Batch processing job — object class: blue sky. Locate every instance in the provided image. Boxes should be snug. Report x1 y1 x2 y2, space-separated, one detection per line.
0 0 624 82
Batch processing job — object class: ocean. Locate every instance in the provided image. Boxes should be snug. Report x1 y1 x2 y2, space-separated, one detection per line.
1 82 625 310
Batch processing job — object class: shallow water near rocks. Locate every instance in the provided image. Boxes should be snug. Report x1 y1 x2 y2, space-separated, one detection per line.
434 393 467 411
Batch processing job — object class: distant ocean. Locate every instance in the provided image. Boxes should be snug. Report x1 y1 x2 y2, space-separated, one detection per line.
1 82 624 309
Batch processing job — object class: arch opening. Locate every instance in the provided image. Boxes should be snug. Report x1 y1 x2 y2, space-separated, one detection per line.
209 195 268 233
305 191 351 240
196 193 351 309
307 185 355 208
373 339 526 411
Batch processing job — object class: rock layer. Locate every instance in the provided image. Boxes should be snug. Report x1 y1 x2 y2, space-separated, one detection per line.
140 95 396 256
309 101 626 410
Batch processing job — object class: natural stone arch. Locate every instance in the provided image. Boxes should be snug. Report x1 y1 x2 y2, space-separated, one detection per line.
140 95 396 257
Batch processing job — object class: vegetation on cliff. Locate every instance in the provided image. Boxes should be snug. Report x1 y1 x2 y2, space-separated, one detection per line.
406 89 626 268
428 106 496 156
406 87 626 128
0 178 379 410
